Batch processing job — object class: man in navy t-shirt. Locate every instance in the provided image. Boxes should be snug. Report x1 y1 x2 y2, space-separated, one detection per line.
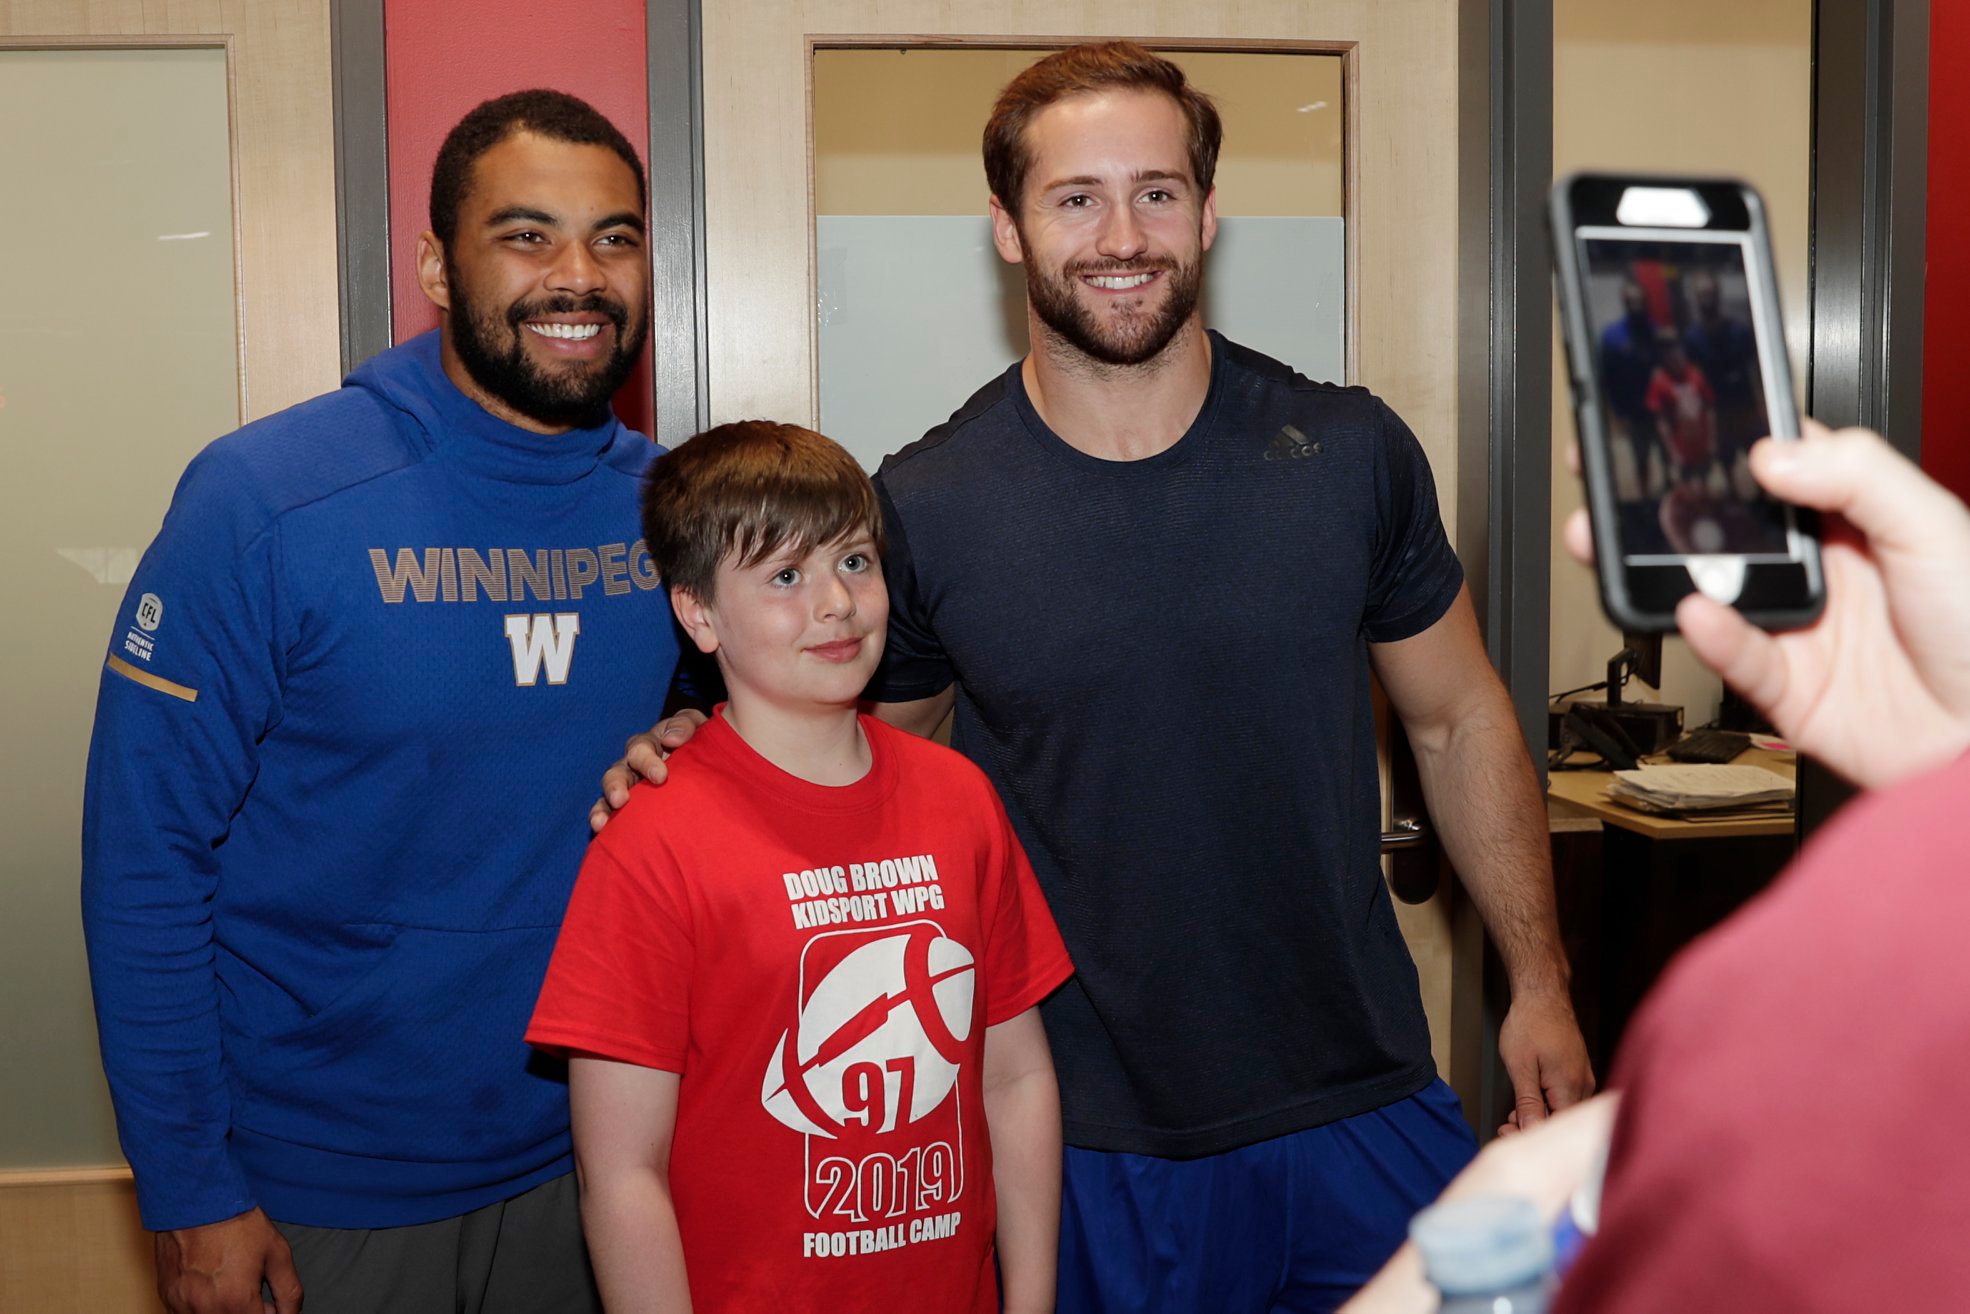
611 42 1592 1314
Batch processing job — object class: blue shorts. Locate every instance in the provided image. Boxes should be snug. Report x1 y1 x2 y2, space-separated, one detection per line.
1057 1078 1477 1314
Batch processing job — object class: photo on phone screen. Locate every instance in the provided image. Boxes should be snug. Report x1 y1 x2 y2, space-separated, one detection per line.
1575 228 1804 564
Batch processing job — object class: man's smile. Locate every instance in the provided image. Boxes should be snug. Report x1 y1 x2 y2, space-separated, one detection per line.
1081 271 1157 291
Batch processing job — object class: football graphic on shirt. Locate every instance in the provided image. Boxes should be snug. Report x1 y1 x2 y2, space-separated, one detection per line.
761 922 975 1138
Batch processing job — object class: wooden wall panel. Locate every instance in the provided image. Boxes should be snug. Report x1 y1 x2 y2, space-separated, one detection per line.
0 0 340 420
0 1171 156 1313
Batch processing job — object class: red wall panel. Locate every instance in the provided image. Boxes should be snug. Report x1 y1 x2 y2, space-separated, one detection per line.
384 0 654 435
1926 0 1970 499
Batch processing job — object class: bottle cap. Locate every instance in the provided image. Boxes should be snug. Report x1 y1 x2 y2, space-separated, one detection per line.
1410 1194 1555 1296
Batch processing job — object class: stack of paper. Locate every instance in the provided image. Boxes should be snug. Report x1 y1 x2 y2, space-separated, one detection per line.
1607 764 1796 815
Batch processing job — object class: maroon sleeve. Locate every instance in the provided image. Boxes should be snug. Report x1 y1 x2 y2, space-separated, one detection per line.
526 806 696 1073
976 780 1073 1027
1555 754 1970 1311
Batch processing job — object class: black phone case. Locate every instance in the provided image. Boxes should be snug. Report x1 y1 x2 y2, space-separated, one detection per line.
1549 172 1825 632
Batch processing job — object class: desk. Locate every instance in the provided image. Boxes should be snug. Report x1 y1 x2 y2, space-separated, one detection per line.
1546 747 1798 840
1546 748 1799 1074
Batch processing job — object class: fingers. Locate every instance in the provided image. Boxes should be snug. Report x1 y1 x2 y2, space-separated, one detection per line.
1751 423 1970 556
1502 1046 1549 1131
623 735 670 786
1542 1066 1596 1113
264 1238 303 1314
1675 591 1788 717
660 707 709 741
1563 508 1593 565
1512 1086 1548 1132
593 712 711 832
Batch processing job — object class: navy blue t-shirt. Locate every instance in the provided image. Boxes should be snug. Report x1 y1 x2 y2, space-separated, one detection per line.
869 334 1465 1158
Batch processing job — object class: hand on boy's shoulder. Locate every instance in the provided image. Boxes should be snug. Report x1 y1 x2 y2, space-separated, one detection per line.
592 708 711 834
587 751 712 849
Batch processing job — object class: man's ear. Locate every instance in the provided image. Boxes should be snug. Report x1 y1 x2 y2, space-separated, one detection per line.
415 231 451 312
989 195 1026 266
670 586 720 656
1200 186 1219 253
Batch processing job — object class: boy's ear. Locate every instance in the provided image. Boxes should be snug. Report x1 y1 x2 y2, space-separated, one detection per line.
670 586 720 655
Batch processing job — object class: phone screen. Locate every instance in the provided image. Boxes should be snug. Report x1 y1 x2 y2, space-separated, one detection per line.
1576 228 1804 564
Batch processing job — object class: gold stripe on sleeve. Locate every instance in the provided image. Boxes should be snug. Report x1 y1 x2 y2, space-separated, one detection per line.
105 654 199 703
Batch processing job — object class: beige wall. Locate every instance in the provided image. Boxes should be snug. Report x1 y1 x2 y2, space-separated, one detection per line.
1 4 337 1308
815 48 1343 216
1550 0 1811 723
0 43 240 1172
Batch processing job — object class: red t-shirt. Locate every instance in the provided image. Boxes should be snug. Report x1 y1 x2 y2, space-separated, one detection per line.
1645 364 1716 468
528 711 1073 1313
1556 751 1970 1312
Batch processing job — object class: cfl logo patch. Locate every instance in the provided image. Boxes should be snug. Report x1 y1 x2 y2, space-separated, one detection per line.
505 612 580 686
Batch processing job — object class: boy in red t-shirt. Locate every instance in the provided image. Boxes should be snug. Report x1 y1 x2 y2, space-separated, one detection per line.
1644 330 1718 477
527 421 1074 1313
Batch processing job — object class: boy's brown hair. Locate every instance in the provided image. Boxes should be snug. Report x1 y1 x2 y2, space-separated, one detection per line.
641 420 885 601
982 41 1223 214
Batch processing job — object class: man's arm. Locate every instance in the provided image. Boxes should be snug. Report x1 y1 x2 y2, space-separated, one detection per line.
982 1007 1061 1314
871 687 955 739
81 446 304 1311
592 687 955 830
570 1057 692 1313
1370 586 1593 1130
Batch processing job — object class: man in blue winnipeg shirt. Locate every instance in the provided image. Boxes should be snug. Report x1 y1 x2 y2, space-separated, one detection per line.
81 92 678 1313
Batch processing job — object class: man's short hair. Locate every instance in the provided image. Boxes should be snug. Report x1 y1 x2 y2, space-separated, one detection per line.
982 41 1223 212
641 421 886 601
429 89 647 247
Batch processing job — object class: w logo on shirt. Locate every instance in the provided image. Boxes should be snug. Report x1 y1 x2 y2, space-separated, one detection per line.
504 613 581 686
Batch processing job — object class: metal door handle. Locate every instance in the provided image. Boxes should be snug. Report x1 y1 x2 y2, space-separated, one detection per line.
1380 818 1428 851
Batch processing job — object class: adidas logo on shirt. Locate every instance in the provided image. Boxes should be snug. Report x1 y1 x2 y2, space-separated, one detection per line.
1264 425 1321 461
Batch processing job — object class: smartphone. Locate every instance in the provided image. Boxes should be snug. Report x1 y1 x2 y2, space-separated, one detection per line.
1550 173 1824 632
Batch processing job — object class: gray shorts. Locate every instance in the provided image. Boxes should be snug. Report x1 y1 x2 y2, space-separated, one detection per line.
271 1171 601 1314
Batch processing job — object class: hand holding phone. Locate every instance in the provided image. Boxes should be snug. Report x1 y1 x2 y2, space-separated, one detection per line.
1550 173 1824 632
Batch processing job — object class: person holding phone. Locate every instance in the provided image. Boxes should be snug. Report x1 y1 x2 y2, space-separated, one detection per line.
1343 422 1970 1312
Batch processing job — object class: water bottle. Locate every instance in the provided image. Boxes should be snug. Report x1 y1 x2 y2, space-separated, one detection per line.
1410 1194 1557 1313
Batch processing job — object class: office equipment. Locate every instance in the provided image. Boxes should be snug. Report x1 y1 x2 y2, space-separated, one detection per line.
1549 631 1684 756
1668 728 1752 763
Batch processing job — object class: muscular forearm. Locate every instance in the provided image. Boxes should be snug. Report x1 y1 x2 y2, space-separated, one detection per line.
580 1170 693 1313
1409 686 1569 998
985 1067 1062 1313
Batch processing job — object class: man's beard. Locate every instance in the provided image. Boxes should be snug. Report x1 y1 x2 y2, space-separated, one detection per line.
448 277 646 428
1025 250 1203 368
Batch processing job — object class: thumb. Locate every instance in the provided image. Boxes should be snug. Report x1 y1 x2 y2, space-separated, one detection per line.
264 1236 303 1314
1507 1053 1549 1131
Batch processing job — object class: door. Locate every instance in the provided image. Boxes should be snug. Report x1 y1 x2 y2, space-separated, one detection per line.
695 2 1469 1089
0 4 338 1307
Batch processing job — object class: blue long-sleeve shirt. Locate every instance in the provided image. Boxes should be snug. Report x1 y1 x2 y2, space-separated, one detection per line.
81 333 680 1229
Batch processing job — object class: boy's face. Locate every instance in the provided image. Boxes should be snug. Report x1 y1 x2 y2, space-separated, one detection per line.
674 530 888 714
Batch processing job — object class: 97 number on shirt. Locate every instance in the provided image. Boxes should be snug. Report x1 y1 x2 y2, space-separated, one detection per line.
807 1054 959 1222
